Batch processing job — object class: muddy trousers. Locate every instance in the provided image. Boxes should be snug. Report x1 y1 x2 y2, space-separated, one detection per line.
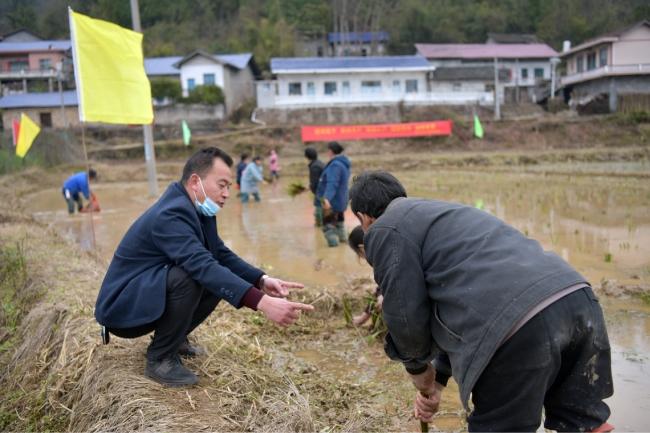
108 266 220 361
62 188 83 214
467 287 613 432
322 212 346 247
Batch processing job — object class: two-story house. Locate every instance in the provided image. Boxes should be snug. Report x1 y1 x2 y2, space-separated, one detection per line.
415 42 559 104
560 20 650 112
0 36 71 95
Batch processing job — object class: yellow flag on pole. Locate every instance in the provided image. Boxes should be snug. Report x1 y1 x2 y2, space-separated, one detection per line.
16 113 40 158
69 8 153 124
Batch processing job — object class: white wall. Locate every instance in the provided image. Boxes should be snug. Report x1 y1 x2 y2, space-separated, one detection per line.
275 71 427 100
179 57 225 97
613 25 650 65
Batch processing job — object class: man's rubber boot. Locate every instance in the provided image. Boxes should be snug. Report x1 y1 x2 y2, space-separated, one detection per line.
323 226 339 247
335 222 347 243
178 339 206 358
145 355 198 387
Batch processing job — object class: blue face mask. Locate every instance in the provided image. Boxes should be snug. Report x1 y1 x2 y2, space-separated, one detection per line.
193 177 221 217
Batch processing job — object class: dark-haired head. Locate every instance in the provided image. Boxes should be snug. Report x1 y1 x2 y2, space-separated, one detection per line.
181 147 233 184
327 141 344 155
348 225 365 259
88 168 98 181
349 171 407 219
304 147 318 161
252 156 262 163
240 153 249 161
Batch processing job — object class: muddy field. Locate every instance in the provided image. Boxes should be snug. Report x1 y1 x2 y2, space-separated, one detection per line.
1 131 650 431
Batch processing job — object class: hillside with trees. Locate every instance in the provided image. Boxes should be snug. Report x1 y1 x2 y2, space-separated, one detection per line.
1 0 649 70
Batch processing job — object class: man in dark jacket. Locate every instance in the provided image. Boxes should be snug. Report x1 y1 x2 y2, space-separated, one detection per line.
315 141 351 247
304 146 324 226
95 147 313 387
235 153 249 195
349 170 613 432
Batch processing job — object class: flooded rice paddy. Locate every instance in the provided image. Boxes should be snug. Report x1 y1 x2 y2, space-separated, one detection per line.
27 165 650 430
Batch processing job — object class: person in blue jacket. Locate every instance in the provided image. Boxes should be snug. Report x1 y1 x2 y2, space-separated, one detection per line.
235 153 249 194
316 141 351 247
95 147 313 387
62 169 97 214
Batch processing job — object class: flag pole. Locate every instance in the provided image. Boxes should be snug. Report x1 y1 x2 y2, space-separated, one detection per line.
80 124 97 251
130 0 158 197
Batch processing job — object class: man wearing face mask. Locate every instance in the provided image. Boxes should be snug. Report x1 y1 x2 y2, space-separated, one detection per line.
95 147 314 387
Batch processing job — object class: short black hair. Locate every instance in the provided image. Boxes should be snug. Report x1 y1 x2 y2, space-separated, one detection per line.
349 171 407 218
240 153 249 161
252 156 262 162
328 141 344 155
304 147 318 161
181 147 233 184
348 225 365 258
88 168 97 180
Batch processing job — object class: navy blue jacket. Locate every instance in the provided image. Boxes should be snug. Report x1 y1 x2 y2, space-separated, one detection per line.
315 155 351 212
95 182 264 329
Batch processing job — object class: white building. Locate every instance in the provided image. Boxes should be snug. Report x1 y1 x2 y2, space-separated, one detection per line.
560 20 650 112
170 51 257 114
257 55 496 109
415 43 559 104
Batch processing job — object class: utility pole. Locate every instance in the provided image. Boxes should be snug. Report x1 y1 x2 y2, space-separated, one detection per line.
130 0 158 197
493 57 501 120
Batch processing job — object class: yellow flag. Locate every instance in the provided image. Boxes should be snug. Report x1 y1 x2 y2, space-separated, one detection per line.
69 8 153 124
16 113 40 158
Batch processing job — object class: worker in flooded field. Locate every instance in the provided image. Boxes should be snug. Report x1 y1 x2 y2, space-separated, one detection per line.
349 170 614 433
240 156 264 203
62 168 97 214
95 147 313 387
304 146 325 227
316 141 351 247
235 153 249 195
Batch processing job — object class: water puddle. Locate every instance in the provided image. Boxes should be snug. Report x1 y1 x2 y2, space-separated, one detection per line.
26 166 650 430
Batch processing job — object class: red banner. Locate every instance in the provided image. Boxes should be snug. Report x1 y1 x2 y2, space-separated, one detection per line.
301 120 452 142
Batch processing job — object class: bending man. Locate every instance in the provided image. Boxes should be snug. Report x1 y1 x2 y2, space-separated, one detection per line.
349 170 613 432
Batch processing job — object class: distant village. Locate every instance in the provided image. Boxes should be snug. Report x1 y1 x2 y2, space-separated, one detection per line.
1 21 649 130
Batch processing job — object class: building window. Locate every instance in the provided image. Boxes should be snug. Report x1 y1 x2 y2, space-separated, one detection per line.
452 83 462 92
39 112 52 128
405 79 418 93
534 68 544 79
361 80 382 94
288 82 302 95
317 47 323 57
9 60 28 71
587 53 596 71
342 81 351 95
306 82 315 96
361 48 368 57
599 47 608 67
324 81 337 95
576 56 584 73
521 68 528 79
392 80 401 93
203 73 215 85
485 84 495 92
187 78 196 91
39 58 51 70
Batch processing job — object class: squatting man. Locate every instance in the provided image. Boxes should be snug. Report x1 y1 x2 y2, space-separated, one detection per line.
95 147 313 386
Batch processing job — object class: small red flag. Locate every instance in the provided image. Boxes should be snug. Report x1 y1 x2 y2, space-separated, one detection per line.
11 119 20 147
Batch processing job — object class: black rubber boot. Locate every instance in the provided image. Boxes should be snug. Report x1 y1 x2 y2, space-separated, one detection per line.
145 355 198 387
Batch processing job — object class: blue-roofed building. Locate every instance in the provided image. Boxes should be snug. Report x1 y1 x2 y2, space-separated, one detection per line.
257 55 497 110
0 90 78 129
328 31 389 57
145 51 258 114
